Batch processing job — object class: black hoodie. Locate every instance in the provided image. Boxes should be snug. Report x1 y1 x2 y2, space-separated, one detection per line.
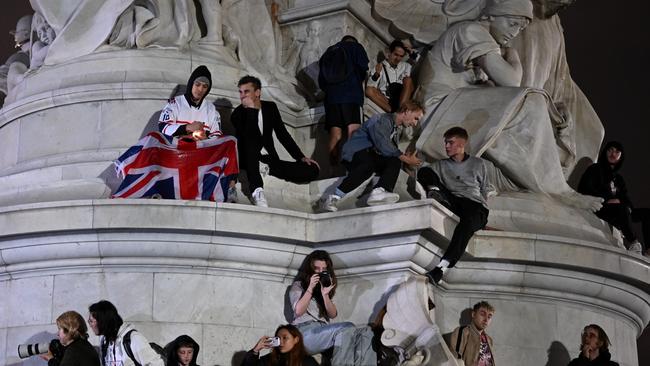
567 349 619 366
166 335 200 366
577 141 631 206
184 65 212 108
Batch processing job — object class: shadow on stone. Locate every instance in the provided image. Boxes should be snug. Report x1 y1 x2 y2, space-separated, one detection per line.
545 340 570 366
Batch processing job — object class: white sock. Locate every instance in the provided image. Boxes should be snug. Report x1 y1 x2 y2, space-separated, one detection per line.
438 259 450 269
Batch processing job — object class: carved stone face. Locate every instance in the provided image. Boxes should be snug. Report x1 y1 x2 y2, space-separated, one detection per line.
37 24 56 45
533 0 575 19
488 16 529 46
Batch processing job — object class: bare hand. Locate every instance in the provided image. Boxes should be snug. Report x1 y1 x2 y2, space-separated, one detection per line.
581 344 595 360
400 152 421 167
253 336 272 353
241 96 257 108
186 121 205 133
301 157 320 170
40 350 53 361
606 198 621 204
321 282 336 297
307 274 320 292
374 63 383 75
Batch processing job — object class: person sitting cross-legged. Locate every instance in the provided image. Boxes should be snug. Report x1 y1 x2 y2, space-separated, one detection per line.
418 126 495 284
320 101 424 212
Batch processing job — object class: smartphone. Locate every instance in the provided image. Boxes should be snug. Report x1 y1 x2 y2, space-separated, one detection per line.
268 336 280 347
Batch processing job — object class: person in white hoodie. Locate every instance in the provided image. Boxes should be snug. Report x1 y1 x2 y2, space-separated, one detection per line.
88 300 164 366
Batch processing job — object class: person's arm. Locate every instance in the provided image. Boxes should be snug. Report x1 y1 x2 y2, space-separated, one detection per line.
207 105 223 137
129 332 164 366
268 102 305 161
321 283 338 319
365 85 391 112
475 46 523 87
241 337 272 366
291 276 319 318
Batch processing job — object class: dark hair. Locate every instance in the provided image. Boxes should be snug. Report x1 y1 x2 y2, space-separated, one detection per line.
397 100 425 114
88 300 123 342
296 250 337 319
472 300 495 313
269 324 308 366
443 126 469 140
582 324 611 353
598 140 625 171
341 35 358 43
389 40 406 53
237 75 262 90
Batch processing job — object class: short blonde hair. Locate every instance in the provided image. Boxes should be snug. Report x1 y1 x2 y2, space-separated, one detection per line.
56 311 88 341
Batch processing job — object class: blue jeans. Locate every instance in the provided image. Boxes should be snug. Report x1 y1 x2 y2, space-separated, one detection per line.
296 321 377 366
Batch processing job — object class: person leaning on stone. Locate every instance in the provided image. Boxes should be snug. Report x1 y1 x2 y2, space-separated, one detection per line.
449 301 496 366
365 40 414 112
418 127 494 284
231 75 320 207
320 101 424 212
318 35 369 164
577 141 645 255
568 324 619 366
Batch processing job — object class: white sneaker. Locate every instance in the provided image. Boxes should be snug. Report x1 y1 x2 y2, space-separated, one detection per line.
226 185 238 203
367 187 400 206
251 187 268 207
321 194 341 212
628 241 643 254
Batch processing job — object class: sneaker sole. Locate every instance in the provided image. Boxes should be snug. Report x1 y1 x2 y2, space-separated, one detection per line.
367 195 400 206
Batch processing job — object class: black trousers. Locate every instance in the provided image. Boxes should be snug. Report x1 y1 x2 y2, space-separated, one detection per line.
239 145 319 192
596 203 637 243
338 148 401 194
418 167 488 267
632 208 650 251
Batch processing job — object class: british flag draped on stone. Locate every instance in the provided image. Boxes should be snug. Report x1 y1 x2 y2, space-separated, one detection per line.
112 132 239 202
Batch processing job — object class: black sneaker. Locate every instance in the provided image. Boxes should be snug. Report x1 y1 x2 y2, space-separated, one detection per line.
427 188 452 210
425 267 444 285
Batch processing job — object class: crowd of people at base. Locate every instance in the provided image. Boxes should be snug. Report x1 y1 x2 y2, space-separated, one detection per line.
35 257 621 366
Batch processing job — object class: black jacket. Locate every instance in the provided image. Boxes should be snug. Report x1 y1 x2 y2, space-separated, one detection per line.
577 141 631 206
567 350 619 366
48 338 100 366
231 100 305 162
165 334 200 366
241 350 319 366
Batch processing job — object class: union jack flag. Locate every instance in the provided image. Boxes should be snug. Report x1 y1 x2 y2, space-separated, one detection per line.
112 132 239 202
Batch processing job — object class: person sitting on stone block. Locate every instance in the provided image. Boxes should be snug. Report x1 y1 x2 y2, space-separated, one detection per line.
366 40 414 113
568 324 619 366
418 127 495 284
231 75 320 208
242 324 318 366
289 250 376 365
166 335 200 366
578 141 645 255
449 301 496 366
88 300 164 366
320 101 424 212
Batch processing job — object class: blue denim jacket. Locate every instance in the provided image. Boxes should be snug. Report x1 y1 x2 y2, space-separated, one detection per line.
341 113 401 162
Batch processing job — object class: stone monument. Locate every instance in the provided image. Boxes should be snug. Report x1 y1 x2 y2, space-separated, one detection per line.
0 1 648 365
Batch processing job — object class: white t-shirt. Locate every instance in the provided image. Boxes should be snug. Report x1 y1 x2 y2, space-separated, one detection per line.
367 60 412 95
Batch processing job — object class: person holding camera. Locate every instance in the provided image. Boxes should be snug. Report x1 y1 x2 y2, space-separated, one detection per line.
290 250 376 365
242 324 318 366
88 300 164 366
40 310 100 366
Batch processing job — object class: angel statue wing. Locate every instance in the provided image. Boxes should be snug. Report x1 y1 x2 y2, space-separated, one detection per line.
373 0 485 44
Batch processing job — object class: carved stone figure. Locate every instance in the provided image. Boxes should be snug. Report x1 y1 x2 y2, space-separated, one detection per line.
30 12 56 69
0 14 32 101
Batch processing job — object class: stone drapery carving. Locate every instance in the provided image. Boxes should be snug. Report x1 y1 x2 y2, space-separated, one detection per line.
381 277 460 366
376 0 603 211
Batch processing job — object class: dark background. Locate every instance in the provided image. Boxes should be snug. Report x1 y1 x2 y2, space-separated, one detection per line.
0 0 648 361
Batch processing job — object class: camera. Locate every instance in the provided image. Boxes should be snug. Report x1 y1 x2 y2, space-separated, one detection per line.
267 336 281 347
18 339 64 359
319 271 332 287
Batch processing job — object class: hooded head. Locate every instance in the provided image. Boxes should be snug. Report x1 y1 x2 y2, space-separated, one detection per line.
184 65 212 107
484 0 534 20
598 141 625 171
166 335 200 366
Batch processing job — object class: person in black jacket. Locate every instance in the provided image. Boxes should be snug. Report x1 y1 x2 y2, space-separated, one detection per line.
242 324 318 366
578 141 644 254
232 75 320 207
41 311 100 366
166 335 200 366
567 324 619 366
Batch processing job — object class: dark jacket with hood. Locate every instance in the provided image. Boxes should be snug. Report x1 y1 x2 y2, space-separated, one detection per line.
578 141 631 206
166 335 200 366
160 65 213 137
567 349 619 366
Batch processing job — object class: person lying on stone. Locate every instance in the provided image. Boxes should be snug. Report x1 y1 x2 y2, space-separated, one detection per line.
320 101 424 212
366 40 414 113
158 65 222 141
289 250 376 365
242 324 318 366
231 75 320 208
568 324 619 366
449 301 496 366
419 127 494 284
578 141 644 254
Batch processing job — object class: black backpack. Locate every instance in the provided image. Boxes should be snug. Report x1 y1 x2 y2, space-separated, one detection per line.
319 43 350 85
122 329 166 366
